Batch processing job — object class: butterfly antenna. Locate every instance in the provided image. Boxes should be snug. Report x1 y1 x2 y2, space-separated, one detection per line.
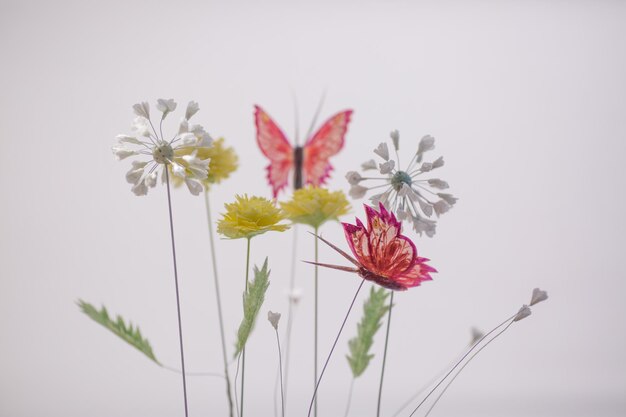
302 260 359 273
308 232 360 267
290 87 300 146
304 90 327 141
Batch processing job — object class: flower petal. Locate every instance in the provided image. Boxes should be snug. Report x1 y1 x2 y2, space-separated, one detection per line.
345 171 363 185
374 143 389 161
379 160 395 175
361 159 378 170
349 184 368 199
390 130 400 151
185 101 199 120
185 178 203 195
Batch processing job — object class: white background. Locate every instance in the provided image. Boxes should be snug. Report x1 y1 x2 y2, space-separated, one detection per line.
1 0 625 416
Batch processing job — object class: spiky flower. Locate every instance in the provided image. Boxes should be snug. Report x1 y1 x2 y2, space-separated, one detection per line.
112 99 213 196
217 195 290 239
346 130 456 237
280 186 351 229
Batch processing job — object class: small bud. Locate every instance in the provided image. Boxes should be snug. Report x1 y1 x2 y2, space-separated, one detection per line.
513 305 532 322
349 184 368 199
345 171 363 185
470 327 484 346
361 159 378 170
268 311 281 330
530 288 548 306
390 130 400 151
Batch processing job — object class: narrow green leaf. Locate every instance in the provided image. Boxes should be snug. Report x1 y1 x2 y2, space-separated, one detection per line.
234 257 271 357
346 286 391 378
77 299 160 365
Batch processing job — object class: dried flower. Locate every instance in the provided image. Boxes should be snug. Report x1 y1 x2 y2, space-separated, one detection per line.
217 195 290 239
112 99 213 196
280 186 350 229
513 305 532 322
268 311 281 330
347 130 456 237
530 288 548 306
306 203 435 291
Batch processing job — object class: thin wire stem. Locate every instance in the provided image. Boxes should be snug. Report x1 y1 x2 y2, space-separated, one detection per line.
275 328 285 417
164 168 189 417
376 291 395 417
307 279 366 417
203 189 235 417
241 238 252 417
313 226 319 417
407 314 516 417
344 378 355 417
423 322 514 417
283 225 299 414
234 353 242 417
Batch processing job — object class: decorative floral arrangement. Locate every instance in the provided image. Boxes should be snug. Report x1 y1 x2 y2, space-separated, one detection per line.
80 98 549 417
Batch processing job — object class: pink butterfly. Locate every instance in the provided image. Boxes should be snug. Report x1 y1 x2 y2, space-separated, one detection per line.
307 203 436 291
254 105 353 198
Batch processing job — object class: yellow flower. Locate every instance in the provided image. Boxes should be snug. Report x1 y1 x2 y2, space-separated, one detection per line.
280 186 351 229
217 195 290 239
171 137 238 189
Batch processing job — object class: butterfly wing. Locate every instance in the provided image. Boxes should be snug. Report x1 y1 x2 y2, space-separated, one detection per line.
302 110 352 186
343 203 435 289
254 105 294 197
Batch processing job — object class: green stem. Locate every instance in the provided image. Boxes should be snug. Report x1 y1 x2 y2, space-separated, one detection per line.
204 189 234 417
282 225 299 415
344 378 355 417
376 291 394 417
313 226 319 417
241 237 251 417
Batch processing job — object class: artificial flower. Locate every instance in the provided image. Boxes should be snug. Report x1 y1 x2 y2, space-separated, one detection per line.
112 99 213 196
171 137 238 189
346 130 456 237
217 195 290 239
530 288 548 306
306 203 435 291
268 311 281 330
280 186 351 229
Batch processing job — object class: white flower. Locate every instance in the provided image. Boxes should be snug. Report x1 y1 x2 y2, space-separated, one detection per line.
349 184 368 199
113 99 213 196
530 288 548 306
379 160 395 174
133 102 150 119
344 129 455 237
361 159 378 170
513 305 532 322
374 142 389 161
345 171 363 185
390 130 400 150
157 98 177 118
267 311 281 330
185 101 199 120
417 135 435 161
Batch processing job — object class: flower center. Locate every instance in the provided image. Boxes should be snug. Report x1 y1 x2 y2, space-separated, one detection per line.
152 142 174 164
391 171 412 191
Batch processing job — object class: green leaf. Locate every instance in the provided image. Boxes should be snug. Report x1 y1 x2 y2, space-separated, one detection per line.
234 258 271 357
346 286 391 378
77 299 160 365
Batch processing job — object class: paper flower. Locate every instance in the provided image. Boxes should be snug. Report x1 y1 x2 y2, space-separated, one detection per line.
217 195 290 239
112 99 213 196
268 311 281 330
171 137 238 190
346 130 456 237
306 203 435 291
280 186 351 229
513 305 532 322
530 288 548 306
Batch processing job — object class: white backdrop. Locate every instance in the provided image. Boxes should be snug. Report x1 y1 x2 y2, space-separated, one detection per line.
1 0 625 416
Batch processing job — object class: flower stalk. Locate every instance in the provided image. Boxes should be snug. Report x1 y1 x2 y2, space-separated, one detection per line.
376 291 394 417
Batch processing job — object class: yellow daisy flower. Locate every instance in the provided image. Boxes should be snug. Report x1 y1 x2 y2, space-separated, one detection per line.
217 195 290 239
280 186 351 229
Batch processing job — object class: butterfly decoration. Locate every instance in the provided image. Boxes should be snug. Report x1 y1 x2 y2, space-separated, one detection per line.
305 203 436 291
254 105 353 198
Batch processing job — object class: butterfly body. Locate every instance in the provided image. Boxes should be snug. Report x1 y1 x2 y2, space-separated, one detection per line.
305 203 436 291
255 105 353 197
